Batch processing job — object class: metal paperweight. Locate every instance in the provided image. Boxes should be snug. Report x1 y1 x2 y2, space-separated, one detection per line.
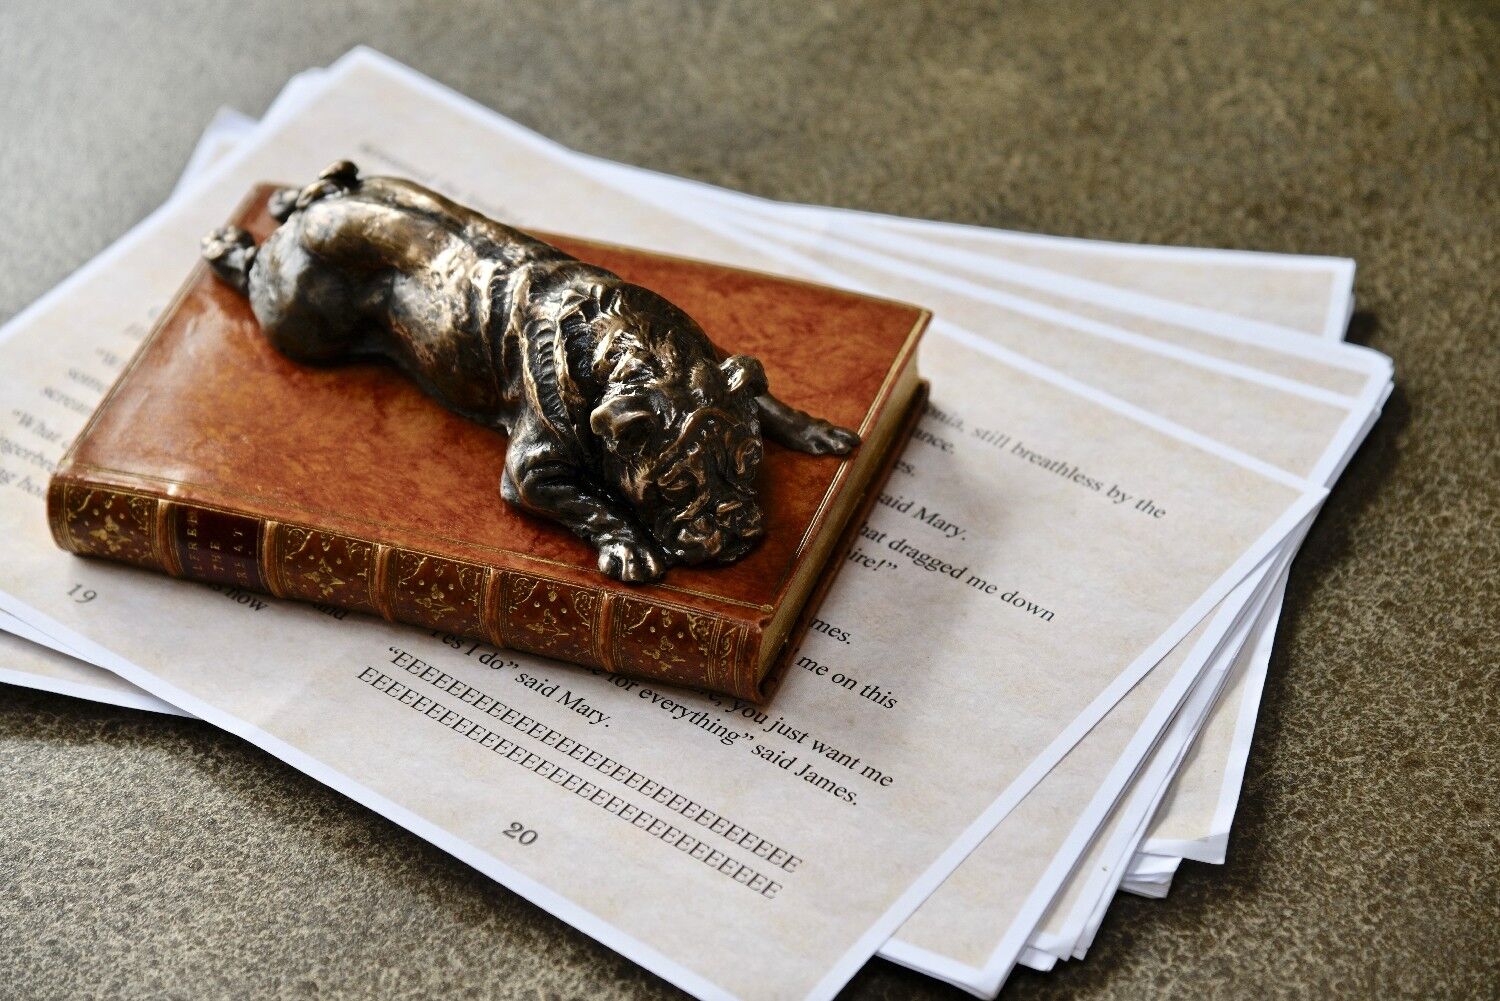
201 161 859 583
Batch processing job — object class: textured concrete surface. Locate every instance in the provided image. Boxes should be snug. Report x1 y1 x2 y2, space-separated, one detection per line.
1 2 1496 998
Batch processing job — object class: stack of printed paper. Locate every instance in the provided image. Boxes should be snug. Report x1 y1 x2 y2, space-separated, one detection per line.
0 50 1392 1000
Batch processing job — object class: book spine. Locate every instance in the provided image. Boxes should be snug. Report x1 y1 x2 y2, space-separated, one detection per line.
46 475 763 700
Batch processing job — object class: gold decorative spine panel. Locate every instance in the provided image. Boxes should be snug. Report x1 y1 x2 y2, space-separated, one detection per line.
48 480 760 698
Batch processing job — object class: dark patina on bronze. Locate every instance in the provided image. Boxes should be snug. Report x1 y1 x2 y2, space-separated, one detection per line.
202 161 859 583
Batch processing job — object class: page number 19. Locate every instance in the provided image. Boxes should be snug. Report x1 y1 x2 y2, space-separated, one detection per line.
67 584 97 603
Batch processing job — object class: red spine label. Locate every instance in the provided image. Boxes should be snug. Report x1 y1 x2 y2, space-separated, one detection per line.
175 505 266 591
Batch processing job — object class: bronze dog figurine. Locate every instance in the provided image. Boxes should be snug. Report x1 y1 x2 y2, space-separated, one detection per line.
202 161 858 583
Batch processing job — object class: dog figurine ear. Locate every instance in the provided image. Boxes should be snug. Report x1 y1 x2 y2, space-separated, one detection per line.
590 391 659 452
720 355 768 398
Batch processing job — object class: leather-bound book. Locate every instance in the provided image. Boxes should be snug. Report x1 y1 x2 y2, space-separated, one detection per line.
48 187 928 702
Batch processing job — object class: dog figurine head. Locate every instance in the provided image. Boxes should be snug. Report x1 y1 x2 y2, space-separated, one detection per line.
568 284 769 567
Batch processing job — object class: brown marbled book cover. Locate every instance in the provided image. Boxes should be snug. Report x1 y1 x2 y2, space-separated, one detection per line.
48 187 928 701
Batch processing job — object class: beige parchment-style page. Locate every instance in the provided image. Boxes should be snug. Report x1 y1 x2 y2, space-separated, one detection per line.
838 214 1352 340
611 183 1373 401
1146 596 1277 858
1025 569 1290 965
664 221 1377 984
701 209 1378 483
759 206 1378 975
608 178 1380 984
0 623 178 714
0 57 1322 1001
604 149 1370 895
834 226 1367 397
646 147 1362 867
892 610 1227 981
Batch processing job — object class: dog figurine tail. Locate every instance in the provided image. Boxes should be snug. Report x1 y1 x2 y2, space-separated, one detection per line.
206 161 364 294
268 159 361 223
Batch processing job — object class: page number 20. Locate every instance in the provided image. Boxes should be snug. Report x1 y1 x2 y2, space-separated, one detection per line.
504 822 538 846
